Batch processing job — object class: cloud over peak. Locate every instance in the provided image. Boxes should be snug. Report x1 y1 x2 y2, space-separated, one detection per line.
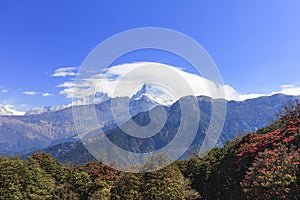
57 62 236 100
55 62 300 102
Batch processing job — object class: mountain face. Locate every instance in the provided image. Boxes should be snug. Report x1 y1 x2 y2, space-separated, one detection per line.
127 83 176 117
24 94 299 164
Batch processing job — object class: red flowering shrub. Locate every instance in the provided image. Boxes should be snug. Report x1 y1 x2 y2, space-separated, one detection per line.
235 103 300 199
241 147 300 199
237 104 299 168
78 161 121 185
76 161 122 198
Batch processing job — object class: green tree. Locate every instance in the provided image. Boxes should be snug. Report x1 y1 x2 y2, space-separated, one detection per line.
111 172 143 200
142 162 199 200
68 169 93 200
30 153 69 184
0 156 54 200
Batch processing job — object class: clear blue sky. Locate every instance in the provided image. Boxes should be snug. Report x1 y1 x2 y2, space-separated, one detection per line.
0 0 299 110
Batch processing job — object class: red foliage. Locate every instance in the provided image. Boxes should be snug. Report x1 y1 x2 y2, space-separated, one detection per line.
77 161 122 186
236 105 300 170
235 103 300 199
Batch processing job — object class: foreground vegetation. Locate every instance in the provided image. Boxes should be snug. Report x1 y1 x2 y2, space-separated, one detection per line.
0 103 299 199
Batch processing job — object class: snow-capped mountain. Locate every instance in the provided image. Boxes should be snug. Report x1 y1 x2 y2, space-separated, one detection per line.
25 84 175 116
26 92 110 115
127 83 176 116
0 105 25 116
130 83 176 106
25 105 68 115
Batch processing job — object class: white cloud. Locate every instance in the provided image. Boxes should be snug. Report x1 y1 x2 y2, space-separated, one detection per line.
42 93 53 97
51 66 79 77
237 93 265 101
58 62 235 100
23 91 40 96
281 84 295 88
274 84 300 96
237 84 300 101
56 62 300 101
0 86 8 93
23 91 53 97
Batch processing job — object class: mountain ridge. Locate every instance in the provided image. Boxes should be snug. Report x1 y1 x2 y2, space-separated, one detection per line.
22 94 299 164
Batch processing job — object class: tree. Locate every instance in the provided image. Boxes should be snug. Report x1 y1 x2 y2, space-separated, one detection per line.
142 162 199 200
68 169 93 200
110 172 143 200
30 153 69 184
0 156 54 199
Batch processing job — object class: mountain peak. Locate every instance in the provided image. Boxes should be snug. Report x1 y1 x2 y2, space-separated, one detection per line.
131 82 176 106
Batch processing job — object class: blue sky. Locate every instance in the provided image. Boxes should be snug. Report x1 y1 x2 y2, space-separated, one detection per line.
0 1 300 111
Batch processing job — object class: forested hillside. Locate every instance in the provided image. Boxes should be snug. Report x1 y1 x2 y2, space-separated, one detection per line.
183 102 300 199
1 103 299 199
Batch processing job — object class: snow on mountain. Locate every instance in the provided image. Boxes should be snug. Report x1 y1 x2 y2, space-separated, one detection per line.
25 105 68 115
130 83 176 106
25 92 110 115
0 105 25 116
25 84 175 116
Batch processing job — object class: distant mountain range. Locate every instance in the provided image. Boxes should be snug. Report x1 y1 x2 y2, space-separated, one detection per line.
40 94 298 165
0 83 174 156
0 83 299 163
25 105 68 115
3 83 174 116
19 94 298 165
24 92 110 115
